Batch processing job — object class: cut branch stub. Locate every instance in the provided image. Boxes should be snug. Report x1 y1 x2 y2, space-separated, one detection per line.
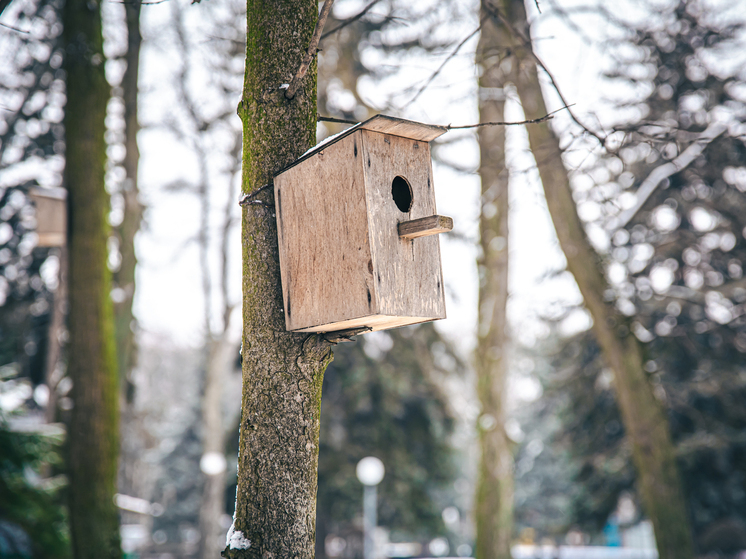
398 215 453 240
284 0 335 100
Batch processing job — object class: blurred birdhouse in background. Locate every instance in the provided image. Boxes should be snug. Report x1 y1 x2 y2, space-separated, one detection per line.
274 115 453 334
29 187 67 247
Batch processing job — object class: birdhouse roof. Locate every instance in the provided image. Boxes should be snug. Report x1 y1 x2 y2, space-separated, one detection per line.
277 114 447 174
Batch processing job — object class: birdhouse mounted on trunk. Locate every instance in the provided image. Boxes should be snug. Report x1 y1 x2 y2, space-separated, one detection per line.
29 187 67 247
274 114 453 334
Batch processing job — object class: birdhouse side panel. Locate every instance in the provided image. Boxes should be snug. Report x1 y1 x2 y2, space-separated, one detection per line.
274 134 377 331
360 131 446 320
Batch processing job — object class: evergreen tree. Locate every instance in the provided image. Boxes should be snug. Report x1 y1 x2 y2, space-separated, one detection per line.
483 0 695 555
555 1 746 551
316 325 460 557
0 414 70 559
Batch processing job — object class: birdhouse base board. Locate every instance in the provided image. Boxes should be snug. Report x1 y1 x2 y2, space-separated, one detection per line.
291 313 441 334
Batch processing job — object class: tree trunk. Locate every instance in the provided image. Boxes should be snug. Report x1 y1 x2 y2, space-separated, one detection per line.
474 3 515 558
114 0 143 404
225 2 333 558
494 1 695 556
63 0 121 554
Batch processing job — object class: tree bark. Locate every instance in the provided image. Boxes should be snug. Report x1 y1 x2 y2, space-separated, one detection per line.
474 3 515 558
225 2 333 558
114 0 143 404
63 0 121 554
493 1 695 556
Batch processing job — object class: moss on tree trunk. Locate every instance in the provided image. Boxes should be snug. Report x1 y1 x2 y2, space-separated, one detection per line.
225 2 333 557
474 3 515 557
62 0 121 555
492 1 695 556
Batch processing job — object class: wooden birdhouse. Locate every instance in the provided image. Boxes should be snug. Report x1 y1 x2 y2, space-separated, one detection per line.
29 187 67 247
274 115 453 334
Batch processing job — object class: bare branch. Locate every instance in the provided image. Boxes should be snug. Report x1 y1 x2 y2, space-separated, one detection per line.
318 115 358 125
607 122 727 231
403 20 484 108
239 182 272 206
0 21 29 32
316 106 571 133
320 0 381 41
111 0 170 5
446 104 572 129
485 4 608 146
285 0 335 100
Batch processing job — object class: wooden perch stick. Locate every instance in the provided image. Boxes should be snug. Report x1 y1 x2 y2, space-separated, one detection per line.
285 0 335 100
398 215 453 240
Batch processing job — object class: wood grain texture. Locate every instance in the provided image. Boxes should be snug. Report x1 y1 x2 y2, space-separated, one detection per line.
361 130 446 320
398 215 453 239
293 313 432 333
275 131 376 331
275 128 448 333
360 115 447 142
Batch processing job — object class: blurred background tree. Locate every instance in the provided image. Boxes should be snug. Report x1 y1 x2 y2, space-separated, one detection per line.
561 0 746 552
511 0 746 555
316 324 464 558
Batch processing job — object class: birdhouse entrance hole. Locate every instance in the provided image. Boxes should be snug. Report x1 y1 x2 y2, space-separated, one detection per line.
391 176 413 213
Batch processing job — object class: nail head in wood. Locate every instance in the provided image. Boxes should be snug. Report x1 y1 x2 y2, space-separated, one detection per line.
398 215 453 240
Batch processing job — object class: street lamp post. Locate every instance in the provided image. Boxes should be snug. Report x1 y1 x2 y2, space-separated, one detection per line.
356 456 385 559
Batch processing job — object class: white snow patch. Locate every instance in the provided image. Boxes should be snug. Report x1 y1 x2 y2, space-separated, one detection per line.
226 522 251 550
300 124 360 158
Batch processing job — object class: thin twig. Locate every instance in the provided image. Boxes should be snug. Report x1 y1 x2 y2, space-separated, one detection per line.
403 19 484 108
320 0 381 41
485 5 608 146
317 106 570 131
239 183 272 206
446 104 572 129
0 21 29 32
285 0 335 100
318 115 358 125
111 0 169 4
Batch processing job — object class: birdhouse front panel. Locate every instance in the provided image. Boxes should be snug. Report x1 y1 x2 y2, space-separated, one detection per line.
360 130 445 321
274 115 451 334
274 133 376 332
